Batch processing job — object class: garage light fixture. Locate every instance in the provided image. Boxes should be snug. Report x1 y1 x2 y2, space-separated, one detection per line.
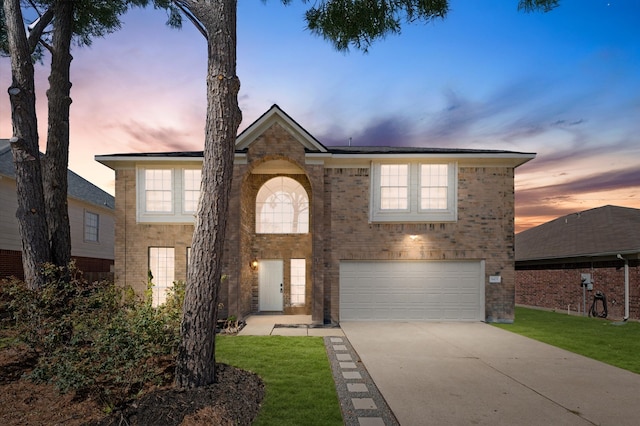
250 259 259 271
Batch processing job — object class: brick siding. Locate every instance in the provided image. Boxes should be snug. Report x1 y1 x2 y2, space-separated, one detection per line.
112 122 519 323
516 260 640 320
324 165 517 323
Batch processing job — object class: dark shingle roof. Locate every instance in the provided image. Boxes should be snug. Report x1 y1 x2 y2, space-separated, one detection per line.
0 139 114 210
0 139 15 176
326 146 535 155
99 146 534 157
97 150 204 158
515 205 640 261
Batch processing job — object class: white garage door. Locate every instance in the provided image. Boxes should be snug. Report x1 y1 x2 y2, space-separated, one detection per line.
340 261 484 321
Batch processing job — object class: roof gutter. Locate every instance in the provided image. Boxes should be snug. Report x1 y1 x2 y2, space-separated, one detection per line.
516 249 640 263
306 152 536 168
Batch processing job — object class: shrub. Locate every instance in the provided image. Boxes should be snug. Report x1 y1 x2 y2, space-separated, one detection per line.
1 264 184 408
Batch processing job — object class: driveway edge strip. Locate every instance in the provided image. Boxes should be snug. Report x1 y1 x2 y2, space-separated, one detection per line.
324 336 399 426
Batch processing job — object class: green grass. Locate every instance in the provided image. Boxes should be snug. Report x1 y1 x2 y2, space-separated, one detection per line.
494 307 640 374
215 335 343 426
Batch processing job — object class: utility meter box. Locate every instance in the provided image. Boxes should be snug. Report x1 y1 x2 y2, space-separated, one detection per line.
581 273 593 291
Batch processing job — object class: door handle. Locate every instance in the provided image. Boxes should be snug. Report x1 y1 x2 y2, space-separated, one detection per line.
280 283 283 293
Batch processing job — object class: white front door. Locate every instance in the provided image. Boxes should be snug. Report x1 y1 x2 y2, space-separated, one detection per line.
259 259 284 311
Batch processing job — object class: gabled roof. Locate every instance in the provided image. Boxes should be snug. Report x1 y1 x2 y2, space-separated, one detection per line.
236 104 328 152
516 205 640 261
97 105 536 169
0 139 114 210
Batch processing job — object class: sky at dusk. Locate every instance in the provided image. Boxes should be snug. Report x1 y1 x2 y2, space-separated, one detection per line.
1 0 639 233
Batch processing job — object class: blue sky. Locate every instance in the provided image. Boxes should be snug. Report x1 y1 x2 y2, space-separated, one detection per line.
1 0 639 231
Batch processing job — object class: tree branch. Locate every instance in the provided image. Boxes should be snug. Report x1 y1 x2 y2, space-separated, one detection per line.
173 0 208 39
27 7 54 53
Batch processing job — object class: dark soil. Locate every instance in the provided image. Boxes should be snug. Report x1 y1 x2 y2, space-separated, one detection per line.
0 343 264 426
93 364 264 426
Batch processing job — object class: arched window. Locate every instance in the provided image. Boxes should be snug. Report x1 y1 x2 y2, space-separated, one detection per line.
256 177 309 234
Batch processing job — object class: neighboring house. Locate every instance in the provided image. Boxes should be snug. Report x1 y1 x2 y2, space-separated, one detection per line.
0 139 115 281
515 205 640 320
96 105 535 324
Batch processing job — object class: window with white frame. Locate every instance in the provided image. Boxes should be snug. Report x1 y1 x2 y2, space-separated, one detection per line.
290 259 305 306
420 164 449 210
137 167 202 223
145 169 173 212
183 169 201 213
371 162 457 222
380 164 409 210
149 247 175 307
84 211 99 242
256 177 309 234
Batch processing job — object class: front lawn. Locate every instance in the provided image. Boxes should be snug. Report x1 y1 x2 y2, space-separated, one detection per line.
494 307 640 374
216 335 343 426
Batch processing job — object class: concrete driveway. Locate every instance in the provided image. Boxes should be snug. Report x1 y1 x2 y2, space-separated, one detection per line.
340 322 640 426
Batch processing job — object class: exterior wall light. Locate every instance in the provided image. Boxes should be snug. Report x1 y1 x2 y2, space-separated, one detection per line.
409 235 419 240
250 259 259 271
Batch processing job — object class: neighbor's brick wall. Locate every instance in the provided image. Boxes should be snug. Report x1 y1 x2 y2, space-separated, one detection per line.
325 166 517 323
516 260 640 320
1 249 113 282
0 249 23 280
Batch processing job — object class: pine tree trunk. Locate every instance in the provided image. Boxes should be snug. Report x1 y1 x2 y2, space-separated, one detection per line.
3 0 50 289
175 0 242 389
44 0 74 270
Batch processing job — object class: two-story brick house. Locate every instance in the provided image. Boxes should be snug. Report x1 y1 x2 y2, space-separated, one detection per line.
96 105 534 324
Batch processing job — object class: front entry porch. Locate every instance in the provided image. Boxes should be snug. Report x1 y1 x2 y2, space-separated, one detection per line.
238 314 343 336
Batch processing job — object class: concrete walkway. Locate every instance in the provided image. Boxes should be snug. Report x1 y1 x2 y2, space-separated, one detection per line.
341 321 640 426
238 314 344 336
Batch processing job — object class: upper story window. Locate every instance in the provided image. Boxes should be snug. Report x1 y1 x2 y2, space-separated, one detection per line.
84 211 99 242
145 169 173 212
420 164 449 210
137 167 201 223
256 177 309 234
371 161 457 222
183 169 201 213
380 164 409 210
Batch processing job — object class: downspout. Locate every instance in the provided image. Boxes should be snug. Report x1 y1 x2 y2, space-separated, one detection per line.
617 254 629 321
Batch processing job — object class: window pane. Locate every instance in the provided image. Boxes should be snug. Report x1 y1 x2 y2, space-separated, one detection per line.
145 169 172 212
256 177 309 234
183 169 201 212
149 247 175 307
290 259 305 306
380 164 408 210
420 164 448 210
84 211 99 242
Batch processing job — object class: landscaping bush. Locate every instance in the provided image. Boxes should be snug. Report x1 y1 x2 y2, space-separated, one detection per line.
1 264 184 408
